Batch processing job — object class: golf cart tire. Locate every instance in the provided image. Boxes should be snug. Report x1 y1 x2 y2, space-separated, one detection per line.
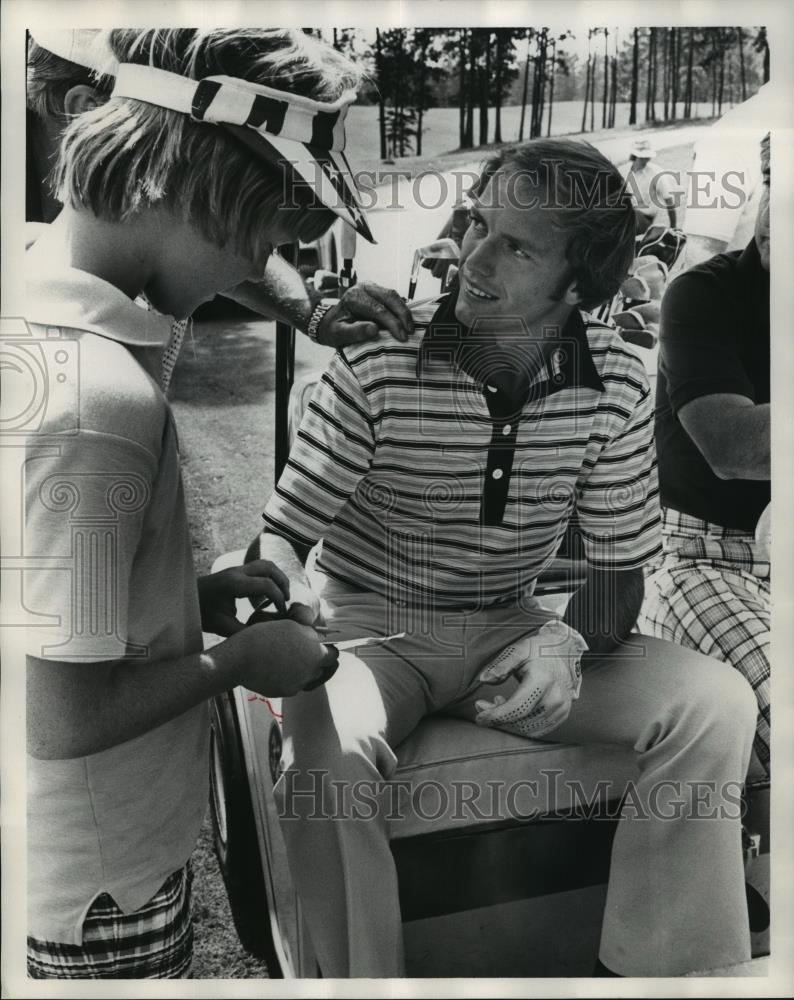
209 692 284 974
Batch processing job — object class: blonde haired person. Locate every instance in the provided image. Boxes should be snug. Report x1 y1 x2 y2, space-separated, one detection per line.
21 26 379 979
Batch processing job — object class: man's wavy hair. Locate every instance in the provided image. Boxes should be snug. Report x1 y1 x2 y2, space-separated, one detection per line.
55 29 362 264
472 138 637 310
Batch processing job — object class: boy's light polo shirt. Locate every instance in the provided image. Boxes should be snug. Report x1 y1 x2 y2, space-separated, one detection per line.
22 253 208 944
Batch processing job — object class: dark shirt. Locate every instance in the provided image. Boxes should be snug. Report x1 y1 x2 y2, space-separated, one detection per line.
655 239 770 531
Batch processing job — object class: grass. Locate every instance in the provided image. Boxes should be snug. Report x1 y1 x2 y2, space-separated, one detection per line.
344 100 716 175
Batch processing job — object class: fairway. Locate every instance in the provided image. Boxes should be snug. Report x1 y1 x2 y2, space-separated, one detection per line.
344 100 716 165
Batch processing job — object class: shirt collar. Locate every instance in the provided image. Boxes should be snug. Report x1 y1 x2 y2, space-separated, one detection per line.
415 289 605 405
25 252 174 350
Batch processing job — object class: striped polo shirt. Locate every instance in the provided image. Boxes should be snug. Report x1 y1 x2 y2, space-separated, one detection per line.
264 294 662 608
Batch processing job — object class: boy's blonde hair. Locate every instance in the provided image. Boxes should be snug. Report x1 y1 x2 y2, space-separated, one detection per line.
55 29 363 263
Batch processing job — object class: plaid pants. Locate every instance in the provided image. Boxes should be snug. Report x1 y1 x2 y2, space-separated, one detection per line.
638 508 770 776
27 865 193 979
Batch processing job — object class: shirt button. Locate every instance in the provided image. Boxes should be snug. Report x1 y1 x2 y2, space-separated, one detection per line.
492 469 504 480
502 424 512 436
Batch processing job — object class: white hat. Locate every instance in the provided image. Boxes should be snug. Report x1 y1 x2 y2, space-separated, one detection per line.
111 61 375 242
629 138 656 159
28 29 117 74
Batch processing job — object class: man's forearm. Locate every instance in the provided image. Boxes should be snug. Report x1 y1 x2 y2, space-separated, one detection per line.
225 253 318 331
252 529 314 588
563 566 645 660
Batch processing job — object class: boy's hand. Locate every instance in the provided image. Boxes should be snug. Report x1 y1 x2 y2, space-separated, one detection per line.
316 282 413 346
220 620 340 696
198 559 291 637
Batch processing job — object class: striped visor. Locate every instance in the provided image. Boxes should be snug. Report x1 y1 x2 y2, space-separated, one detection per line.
111 62 374 243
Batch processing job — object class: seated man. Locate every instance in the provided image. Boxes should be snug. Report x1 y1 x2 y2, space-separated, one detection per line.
639 134 771 779
255 138 757 978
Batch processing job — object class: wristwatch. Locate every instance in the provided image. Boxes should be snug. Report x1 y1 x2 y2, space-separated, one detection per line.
306 298 338 343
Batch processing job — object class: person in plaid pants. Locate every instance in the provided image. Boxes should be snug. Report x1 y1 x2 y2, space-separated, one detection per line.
639 134 771 777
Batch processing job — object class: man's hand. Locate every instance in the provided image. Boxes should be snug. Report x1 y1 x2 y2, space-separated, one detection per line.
198 559 291 637
246 580 324 629
316 281 413 347
474 622 588 738
216 620 340 696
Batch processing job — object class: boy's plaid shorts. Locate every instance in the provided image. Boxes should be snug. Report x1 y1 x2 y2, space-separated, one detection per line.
27 865 193 979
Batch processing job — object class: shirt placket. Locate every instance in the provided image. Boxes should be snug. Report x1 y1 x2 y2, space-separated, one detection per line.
479 384 521 527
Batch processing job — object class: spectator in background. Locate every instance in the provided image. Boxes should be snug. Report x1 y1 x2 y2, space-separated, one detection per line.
639 133 771 778
620 137 679 233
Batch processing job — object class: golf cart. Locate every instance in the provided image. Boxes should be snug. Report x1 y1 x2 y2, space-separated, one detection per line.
205 225 770 978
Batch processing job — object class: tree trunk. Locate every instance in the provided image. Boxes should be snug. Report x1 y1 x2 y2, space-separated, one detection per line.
601 28 609 128
535 28 547 138
738 28 747 101
459 29 467 147
465 30 476 147
609 54 617 127
662 28 669 121
479 31 490 146
646 27 656 121
395 30 405 157
685 27 694 117
629 27 639 124
375 29 387 160
519 31 531 141
581 33 591 132
589 32 596 130
671 27 679 119
717 29 726 115
494 32 503 143
416 34 428 156
547 38 556 136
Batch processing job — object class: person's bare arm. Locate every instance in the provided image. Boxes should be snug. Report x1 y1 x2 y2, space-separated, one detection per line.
225 254 412 346
27 619 335 760
678 394 770 480
564 566 645 661
245 530 320 625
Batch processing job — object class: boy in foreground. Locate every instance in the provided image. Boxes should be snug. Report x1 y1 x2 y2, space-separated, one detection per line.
21 27 375 978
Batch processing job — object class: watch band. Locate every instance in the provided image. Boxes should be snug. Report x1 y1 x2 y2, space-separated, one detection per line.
306 298 337 343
